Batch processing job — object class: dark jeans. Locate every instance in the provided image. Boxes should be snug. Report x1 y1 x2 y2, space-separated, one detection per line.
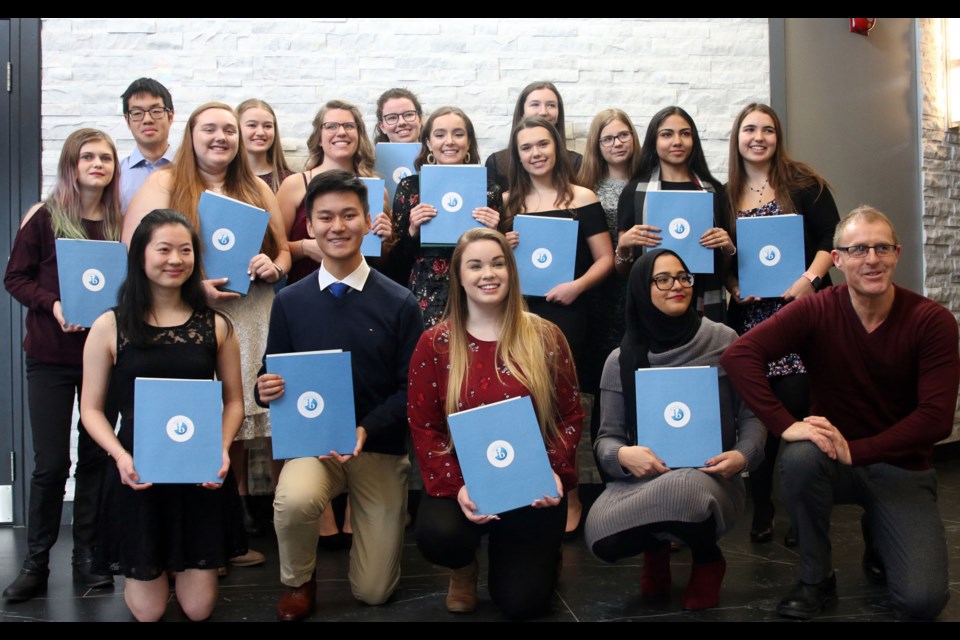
24 359 108 569
780 441 949 619
416 492 566 620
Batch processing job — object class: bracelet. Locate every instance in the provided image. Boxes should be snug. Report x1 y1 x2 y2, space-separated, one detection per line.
614 249 634 266
300 239 305 256
112 449 129 462
723 245 737 257
273 263 284 277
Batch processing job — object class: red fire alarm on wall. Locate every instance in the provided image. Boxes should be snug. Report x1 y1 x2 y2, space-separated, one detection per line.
850 18 877 36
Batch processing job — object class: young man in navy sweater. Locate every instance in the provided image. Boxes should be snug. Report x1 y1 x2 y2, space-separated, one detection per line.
256 170 424 621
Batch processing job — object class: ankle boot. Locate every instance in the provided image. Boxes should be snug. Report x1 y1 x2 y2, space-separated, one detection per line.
681 556 727 610
72 547 113 589
641 541 672 599
446 559 479 613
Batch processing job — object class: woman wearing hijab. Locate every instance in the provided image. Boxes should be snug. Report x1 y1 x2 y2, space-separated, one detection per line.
584 249 765 610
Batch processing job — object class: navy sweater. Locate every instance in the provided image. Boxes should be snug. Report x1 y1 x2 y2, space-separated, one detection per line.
256 269 425 456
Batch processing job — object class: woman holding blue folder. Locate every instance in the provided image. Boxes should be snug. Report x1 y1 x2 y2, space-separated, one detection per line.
408 228 583 619
389 106 504 327
81 209 246 621
2 128 123 601
614 106 734 322
124 102 289 567
724 103 839 546
585 248 765 610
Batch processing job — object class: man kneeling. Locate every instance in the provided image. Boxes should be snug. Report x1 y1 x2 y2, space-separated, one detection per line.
722 206 958 620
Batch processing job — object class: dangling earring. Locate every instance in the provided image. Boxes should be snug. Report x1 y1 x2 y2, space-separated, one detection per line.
464 152 471 164
426 153 436 165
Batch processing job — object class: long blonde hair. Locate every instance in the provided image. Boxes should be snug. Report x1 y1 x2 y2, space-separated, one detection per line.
304 100 376 177
236 98 291 193
441 228 569 444
577 108 641 188
166 102 281 259
47 128 122 241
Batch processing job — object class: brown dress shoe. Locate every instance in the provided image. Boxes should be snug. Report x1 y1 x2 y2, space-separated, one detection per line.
276 577 317 622
446 560 478 613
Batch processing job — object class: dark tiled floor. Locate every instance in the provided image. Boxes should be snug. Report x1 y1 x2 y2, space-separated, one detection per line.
3 457 960 622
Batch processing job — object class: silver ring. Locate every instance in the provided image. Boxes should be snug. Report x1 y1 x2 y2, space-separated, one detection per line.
640 230 645 237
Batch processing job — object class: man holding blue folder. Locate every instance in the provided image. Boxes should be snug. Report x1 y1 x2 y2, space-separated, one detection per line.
255 171 424 621
722 207 959 620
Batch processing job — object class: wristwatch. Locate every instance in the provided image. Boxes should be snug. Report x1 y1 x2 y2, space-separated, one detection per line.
803 271 822 290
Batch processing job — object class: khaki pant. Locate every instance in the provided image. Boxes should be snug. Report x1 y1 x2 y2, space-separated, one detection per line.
274 452 410 605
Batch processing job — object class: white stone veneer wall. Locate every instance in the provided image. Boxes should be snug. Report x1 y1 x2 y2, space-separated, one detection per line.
38 18 769 194
918 18 960 441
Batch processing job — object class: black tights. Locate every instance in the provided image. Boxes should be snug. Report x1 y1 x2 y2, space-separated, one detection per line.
591 516 721 564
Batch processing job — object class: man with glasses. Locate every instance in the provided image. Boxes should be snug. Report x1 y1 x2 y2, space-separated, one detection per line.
119 78 175 213
722 206 958 620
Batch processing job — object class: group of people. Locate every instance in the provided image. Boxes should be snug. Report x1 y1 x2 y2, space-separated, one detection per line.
2 75 957 623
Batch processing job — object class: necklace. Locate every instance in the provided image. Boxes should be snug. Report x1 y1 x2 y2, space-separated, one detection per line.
748 179 768 205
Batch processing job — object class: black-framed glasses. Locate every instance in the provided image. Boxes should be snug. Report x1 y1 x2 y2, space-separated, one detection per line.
599 131 632 148
127 107 169 121
321 121 358 133
835 244 899 258
381 110 419 125
651 273 695 290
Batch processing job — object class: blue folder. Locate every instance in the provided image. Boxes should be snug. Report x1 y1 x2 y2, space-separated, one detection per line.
133 378 223 484
266 350 358 459
736 214 805 298
645 190 715 274
419 165 487 246
513 215 578 297
634 366 722 468
55 239 127 328
358 177 386 257
375 143 420 203
197 190 271 296
447 395 558 515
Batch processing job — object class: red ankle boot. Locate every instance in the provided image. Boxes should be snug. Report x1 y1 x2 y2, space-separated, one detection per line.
641 541 672 599
681 556 727 610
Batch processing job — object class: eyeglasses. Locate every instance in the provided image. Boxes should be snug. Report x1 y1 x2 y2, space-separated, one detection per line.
381 110 419 126
321 122 358 133
127 107 169 121
651 273 695 290
834 244 899 258
599 131 632 148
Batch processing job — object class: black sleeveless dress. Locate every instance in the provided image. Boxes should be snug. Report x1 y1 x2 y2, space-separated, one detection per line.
95 309 247 580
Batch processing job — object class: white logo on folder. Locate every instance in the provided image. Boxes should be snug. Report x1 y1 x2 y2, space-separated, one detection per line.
531 248 553 269
212 228 236 251
166 415 195 442
298 391 325 419
669 217 690 240
81 268 106 292
663 402 691 428
441 192 463 212
486 440 515 468
759 244 781 267
392 167 411 184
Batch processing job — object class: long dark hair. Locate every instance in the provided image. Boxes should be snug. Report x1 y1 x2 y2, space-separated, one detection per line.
504 116 576 220
636 106 721 191
117 209 211 347
512 81 569 146
726 102 827 221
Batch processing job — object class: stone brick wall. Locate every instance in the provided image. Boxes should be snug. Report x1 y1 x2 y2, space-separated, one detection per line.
918 18 960 441
38 18 770 194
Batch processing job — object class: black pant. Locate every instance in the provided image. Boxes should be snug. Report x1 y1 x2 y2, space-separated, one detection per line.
416 492 566 620
24 360 108 569
748 373 809 521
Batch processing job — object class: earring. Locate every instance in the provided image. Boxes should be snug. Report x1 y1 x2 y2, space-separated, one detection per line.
464 152 471 164
427 153 436 165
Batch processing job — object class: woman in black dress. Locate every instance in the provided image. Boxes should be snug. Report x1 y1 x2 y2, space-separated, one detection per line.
81 210 246 621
